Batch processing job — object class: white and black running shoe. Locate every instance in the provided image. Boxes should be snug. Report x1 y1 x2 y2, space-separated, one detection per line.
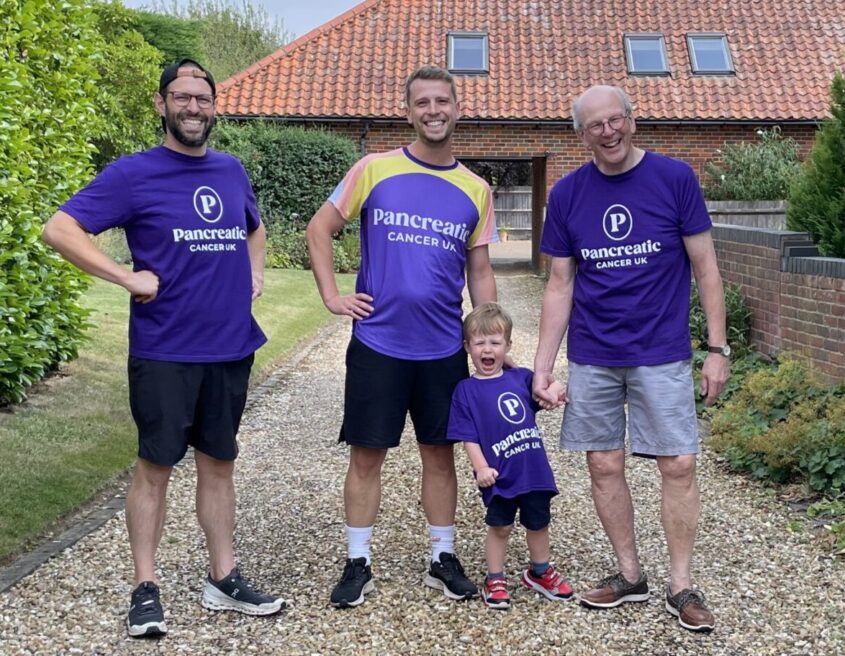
330 557 375 608
201 567 285 616
423 553 478 600
127 581 167 638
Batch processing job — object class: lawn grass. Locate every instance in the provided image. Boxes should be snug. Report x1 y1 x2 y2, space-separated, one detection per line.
0 269 353 562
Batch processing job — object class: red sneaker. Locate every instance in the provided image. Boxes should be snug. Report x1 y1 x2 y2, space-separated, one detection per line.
482 577 511 610
521 565 574 601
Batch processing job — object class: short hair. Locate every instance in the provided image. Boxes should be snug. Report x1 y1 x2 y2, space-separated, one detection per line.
571 85 633 131
404 65 458 106
463 302 513 342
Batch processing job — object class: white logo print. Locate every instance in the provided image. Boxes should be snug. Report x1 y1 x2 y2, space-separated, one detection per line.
193 186 224 223
497 392 526 425
602 204 633 241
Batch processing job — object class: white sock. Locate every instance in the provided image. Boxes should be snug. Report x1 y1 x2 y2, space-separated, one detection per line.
346 525 373 565
429 524 455 562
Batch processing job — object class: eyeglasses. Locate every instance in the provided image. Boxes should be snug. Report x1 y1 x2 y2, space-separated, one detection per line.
584 113 629 136
167 92 215 109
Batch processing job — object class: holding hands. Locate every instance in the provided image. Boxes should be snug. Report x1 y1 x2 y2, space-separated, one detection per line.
474 466 499 488
533 371 568 410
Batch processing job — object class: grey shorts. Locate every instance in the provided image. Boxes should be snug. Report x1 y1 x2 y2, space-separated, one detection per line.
560 359 698 457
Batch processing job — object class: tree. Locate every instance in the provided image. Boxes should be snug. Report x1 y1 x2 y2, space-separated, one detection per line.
90 1 162 169
149 0 291 80
0 0 101 403
131 10 204 65
787 72 845 257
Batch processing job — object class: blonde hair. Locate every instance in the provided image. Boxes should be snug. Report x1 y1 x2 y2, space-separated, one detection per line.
463 302 513 342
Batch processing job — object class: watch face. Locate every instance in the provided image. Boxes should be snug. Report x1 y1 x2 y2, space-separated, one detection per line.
723 344 731 357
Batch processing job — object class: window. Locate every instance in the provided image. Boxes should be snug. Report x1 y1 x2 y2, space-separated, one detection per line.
687 33 734 74
624 34 669 75
447 33 488 73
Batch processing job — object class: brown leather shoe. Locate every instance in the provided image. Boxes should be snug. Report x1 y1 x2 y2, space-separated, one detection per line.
580 572 650 608
665 586 715 632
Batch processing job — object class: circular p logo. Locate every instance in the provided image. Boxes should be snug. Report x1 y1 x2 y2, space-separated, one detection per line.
193 186 224 223
602 204 633 241
497 392 526 425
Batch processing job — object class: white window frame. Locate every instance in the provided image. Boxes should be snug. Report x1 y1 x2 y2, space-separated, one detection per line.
687 33 735 74
447 32 488 74
624 33 670 75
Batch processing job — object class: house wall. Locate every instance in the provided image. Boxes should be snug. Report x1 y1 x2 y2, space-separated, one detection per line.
318 122 816 194
712 225 845 384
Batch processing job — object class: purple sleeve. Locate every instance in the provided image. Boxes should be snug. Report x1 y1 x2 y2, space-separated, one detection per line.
540 181 573 257
59 164 133 235
678 164 712 236
447 384 479 444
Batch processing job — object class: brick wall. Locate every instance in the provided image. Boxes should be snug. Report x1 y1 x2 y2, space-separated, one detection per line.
712 225 845 383
321 122 815 195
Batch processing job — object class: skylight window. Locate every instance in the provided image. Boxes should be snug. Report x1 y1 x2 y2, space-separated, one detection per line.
624 34 669 75
687 33 734 74
447 33 488 73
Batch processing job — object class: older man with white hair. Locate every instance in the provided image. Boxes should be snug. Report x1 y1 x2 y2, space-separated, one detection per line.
533 85 729 632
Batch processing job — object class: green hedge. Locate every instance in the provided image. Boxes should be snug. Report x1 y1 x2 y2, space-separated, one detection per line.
211 120 359 270
0 0 101 404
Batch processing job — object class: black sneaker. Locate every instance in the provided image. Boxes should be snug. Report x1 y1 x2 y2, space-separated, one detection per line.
423 553 478 600
330 557 375 608
127 581 167 638
201 567 285 616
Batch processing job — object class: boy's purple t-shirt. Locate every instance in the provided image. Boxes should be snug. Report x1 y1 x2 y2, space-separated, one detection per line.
448 367 558 506
540 152 712 367
60 146 266 363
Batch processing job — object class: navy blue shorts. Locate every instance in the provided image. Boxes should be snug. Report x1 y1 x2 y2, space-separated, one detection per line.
485 491 554 531
340 335 469 448
128 354 253 466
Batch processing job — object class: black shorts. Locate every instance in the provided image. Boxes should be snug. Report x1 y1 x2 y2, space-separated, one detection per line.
485 491 555 531
128 354 254 466
340 335 469 448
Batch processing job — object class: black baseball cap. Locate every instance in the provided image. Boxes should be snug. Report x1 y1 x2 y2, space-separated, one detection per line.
159 58 216 96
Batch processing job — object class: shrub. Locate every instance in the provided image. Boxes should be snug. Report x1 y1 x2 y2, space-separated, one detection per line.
787 72 845 257
689 282 752 355
0 0 100 404
211 120 359 267
703 127 801 201
707 357 845 493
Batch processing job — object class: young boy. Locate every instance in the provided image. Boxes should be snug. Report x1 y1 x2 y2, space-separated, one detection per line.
448 302 572 610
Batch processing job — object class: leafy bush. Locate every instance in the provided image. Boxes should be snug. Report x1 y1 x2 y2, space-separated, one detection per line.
0 0 100 404
707 357 845 494
703 127 801 201
211 120 359 268
689 281 752 355
787 72 845 257
89 2 162 170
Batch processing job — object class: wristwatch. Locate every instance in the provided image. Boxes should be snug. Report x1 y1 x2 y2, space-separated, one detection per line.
708 344 731 357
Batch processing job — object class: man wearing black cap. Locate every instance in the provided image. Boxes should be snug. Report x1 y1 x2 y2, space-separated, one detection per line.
43 59 283 638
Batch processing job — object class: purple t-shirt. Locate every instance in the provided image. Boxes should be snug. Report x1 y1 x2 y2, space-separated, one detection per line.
61 146 266 363
541 152 711 367
329 147 496 360
448 367 558 506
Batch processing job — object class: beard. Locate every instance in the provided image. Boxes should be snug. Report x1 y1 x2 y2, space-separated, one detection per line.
164 107 215 147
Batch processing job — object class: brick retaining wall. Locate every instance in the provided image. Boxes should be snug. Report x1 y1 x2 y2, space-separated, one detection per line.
712 225 845 383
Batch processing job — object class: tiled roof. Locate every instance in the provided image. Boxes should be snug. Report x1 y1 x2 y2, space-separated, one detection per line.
217 0 845 122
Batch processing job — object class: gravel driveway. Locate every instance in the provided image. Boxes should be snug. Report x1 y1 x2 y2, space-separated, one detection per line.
0 270 842 655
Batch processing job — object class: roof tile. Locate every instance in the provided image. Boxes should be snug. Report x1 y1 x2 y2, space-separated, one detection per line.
218 0 845 121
